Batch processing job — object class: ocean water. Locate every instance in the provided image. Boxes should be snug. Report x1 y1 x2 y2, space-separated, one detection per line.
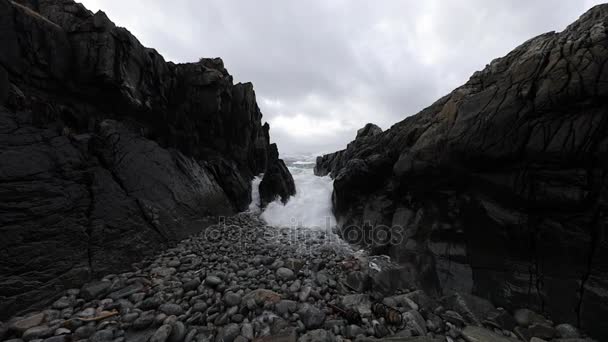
249 155 336 229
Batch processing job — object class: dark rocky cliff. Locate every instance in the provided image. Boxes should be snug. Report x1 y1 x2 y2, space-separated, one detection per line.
0 0 294 317
316 5 608 340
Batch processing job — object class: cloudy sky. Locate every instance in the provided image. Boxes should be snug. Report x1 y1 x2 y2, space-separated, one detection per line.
80 0 601 156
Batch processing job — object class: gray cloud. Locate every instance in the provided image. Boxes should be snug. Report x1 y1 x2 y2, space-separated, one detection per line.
81 0 602 155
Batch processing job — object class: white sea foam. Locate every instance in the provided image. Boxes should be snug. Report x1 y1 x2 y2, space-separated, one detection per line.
248 175 263 213
249 158 336 229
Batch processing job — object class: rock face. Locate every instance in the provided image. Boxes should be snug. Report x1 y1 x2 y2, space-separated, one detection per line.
316 5 608 340
260 143 296 207
0 0 293 317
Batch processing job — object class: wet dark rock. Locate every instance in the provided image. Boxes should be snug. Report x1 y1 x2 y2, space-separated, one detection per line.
259 144 296 207
315 5 608 341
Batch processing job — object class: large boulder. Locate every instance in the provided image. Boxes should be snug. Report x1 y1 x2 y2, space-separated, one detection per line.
259 143 296 207
316 5 608 340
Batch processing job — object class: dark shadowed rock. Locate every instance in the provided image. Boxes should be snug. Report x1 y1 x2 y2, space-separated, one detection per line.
316 5 608 340
0 0 292 319
259 143 296 207
80 281 112 301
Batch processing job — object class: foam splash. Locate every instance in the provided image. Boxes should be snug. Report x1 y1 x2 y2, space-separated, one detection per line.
249 159 336 229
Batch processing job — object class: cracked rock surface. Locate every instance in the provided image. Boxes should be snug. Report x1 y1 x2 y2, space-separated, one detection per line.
315 4 608 340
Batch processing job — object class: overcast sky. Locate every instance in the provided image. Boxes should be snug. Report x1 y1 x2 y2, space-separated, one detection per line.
80 0 602 156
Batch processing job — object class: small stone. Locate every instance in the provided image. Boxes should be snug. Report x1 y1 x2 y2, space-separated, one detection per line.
373 321 389 338
289 280 301 293
442 310 466 327
513 309 550 328
80 281 112 301
556 323 580 338
89 329 114 342
276 268 295 281
297 329 334 342
483 308 516 331
183 279 201 292
10 313 46 333
108 283 144 300
150 325 173 342
51 297 72 310
192 302 208 313
223 292 242 307
133 311 156 330
297 304 326 329
241 323 254 340
256 329 297 342
298 287 312 302
462 325 513 342
243 289 282 305
528 323 557 340
140 296 163 310
44 335 68 342
74 325 96 339
159 303 184 316
169 321 186 342
219 323 240 342
184 329 198 342
54 328 71 335
130 292 146 303
205 276 222 287
122 312 139 323
345 324 364 339
403 309 427 334
76 308 96 318
22 326 53 341
276 300 298 315
340 294 371 316
151 267 177 278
